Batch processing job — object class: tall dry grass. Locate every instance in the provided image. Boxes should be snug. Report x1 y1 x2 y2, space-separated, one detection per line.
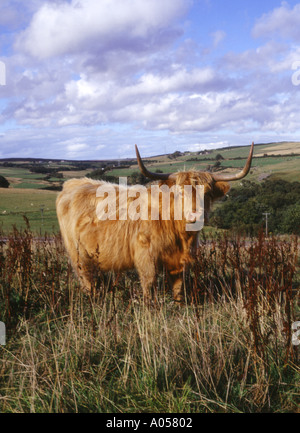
0 224 299 412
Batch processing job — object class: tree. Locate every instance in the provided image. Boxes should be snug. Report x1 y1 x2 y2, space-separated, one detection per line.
209 179 300 235
168 151 182 160
129 172 148 185
0 175 9 188
213 161 221 170
279 203 300 235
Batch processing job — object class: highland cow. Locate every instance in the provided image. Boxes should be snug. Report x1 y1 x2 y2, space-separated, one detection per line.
56 143 254 302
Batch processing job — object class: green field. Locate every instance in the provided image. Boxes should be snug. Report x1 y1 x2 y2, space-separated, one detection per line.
0 141 299 234
109 142 300 182
0 189 58 234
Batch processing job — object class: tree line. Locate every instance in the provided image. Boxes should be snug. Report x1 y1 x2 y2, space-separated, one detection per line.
210 179 300 235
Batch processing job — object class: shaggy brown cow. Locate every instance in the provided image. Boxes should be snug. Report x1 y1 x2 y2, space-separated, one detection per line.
56 143 254 303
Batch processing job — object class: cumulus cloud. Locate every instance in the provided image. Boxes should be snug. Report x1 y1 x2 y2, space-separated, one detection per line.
222 40 290 74
66 142 89 158
253 2 300 41
15 0 190 59
2 1 300 159
35 65 230 131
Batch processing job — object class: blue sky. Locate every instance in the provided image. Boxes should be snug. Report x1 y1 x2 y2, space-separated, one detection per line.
1 0 300 159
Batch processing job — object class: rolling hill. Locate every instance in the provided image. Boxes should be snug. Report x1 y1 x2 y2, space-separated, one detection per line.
0 141 299 233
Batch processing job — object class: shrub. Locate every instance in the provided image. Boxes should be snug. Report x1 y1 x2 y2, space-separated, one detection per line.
0 175 9 188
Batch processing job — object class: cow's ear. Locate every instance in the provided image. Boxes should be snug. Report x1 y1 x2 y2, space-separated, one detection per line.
212 181 230 199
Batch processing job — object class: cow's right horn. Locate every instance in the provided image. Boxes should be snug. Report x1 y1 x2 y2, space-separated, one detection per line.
211 142 254 182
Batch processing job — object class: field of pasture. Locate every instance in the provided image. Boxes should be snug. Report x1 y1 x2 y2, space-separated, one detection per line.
112 141 300 183
0 188 58 234
0 226 299 413
0 141 300 234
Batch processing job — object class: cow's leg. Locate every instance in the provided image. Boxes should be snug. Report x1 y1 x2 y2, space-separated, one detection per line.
139 272 155 301
63 239 94 293
168 271 184 304
137 263 156 301
64 249 92 293
75 260 94 293
76 252 100 294
78 271 92 292
134 251 156 302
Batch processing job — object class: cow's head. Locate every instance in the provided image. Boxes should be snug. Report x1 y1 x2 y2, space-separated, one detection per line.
135 143 254 224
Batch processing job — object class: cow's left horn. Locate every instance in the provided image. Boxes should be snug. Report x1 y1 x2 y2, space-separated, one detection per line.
212 142 254 182
135 145 176 181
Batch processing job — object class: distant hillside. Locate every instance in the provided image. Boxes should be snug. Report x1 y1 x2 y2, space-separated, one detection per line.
1 141 300 187
109 141 300 183
1 141 299 234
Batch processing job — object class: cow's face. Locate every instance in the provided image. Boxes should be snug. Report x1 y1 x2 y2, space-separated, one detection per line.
186 176 230 225
203 180 230 223
163 173 230 226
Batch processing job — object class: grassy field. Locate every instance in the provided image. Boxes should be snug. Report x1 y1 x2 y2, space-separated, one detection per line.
1 167 53 190
0 189 58 234
0 228 299 413
109 142 300 182
0 141 299 234
255 142 300 156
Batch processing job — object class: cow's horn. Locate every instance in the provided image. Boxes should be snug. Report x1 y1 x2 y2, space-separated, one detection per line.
212 142 254 182
135 145 176 181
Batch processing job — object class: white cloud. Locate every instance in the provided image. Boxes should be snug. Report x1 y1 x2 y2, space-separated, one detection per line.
223 40 288 72
67 142 88 154
187 141 229 152
16 0 190 59
56 139 91 158
211 30 226 48
2 1 300 159
253 2 300 41
109 67 217 107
